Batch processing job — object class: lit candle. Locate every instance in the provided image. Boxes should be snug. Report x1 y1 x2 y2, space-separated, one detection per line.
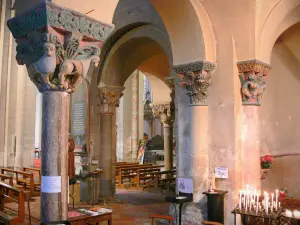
239 190 242 210
285 210 292 217
271 193 274 213
275 189 278 210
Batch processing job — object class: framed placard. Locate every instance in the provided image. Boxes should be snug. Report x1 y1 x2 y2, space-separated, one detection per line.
71 81 90 153
178 177 193 194
215 167 228 179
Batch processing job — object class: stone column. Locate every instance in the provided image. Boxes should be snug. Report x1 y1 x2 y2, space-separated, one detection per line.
174 61 216 203
98 85 124 200
237 60 271 188
7 2 113 222
153 104 174 171
131 71 139 162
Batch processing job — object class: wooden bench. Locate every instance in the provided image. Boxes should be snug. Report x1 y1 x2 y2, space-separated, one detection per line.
23 167 41 186
0 182 25 225
145 170 176 193
116 164 154 186
118 165 163 189
1 168 38 196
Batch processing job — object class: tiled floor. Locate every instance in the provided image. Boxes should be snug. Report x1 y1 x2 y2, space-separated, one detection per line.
5 188 171 225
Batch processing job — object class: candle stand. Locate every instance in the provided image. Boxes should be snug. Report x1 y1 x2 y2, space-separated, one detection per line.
232 205 300 225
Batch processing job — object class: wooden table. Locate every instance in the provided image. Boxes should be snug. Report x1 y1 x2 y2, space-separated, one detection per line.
68 212 112 225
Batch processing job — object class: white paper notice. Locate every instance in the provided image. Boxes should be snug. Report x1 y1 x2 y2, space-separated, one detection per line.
178 178 193 194
41 176 62 193
215 167 229 179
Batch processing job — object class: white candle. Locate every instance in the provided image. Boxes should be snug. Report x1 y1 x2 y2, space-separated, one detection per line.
239 190 242 210
275 189 278 210
271 193 274 212
279 202 281 208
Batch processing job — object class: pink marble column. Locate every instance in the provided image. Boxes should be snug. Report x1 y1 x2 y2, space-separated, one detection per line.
7 2 113 221
41 92 69 221
237 60 271 188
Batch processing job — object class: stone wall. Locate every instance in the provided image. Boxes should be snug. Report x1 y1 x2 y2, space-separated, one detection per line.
261 23 300 198
0 1 36 168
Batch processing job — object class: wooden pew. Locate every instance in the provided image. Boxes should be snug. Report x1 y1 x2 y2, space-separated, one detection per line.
145 170 176 193
0 174 13 186
133 167 162 189
0 182 25 225
1 168 37 196
23 167 41 186
118 165 163 188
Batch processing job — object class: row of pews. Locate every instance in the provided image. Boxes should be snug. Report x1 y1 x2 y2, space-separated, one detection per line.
0 167 41 197
0 167 41 224
115 162 176 193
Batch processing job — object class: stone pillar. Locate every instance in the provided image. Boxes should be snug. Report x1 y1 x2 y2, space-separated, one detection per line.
7 2 113 222
237 60 271 188
131 71 139 161
98 85 124 200
153 104 174 171
174 61 216 202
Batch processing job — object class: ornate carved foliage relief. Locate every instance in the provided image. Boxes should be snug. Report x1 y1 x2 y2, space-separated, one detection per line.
7 2 114 93
174 61 216 105
237 60 271 105
98 85 125 112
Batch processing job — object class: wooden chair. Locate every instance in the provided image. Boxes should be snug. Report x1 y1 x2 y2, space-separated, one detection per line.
150 214 174 225
201 220 223 225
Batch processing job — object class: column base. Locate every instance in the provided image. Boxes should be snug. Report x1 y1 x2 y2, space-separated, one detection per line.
99 179 114 199
168 201 207 225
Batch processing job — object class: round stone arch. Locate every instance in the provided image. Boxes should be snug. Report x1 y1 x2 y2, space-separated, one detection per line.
98 24 173 86
150 0 216 64
258 0 300 64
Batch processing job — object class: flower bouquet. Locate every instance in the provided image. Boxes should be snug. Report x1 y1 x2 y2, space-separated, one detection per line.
260 154 273 179
260 154 273 169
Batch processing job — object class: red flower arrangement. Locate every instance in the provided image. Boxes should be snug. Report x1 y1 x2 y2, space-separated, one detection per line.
260 154 273 169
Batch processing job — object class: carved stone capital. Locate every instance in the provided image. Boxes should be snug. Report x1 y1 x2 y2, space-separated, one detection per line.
174 61 216 105
98 85 125 113
152 104 173 126
7 2 114 93
237 60 271 105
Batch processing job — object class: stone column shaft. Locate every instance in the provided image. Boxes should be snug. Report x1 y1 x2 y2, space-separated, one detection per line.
163 124 172 171
99 113 113 199
98 85 124 200
174 60 215 211
153 103 173 171
131 72 139 162
41 92 69 222
191 106 209 202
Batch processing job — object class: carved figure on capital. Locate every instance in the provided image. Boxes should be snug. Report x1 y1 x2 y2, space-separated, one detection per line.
7 1 114 93
14 32 100 93
237 60 270 105
240 72 266 105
